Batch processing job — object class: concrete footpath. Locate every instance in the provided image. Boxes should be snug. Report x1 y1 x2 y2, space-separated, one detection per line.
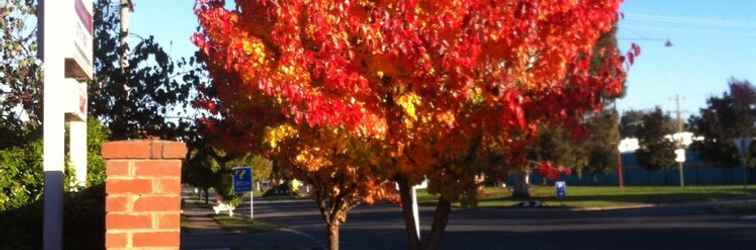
180 191 323 250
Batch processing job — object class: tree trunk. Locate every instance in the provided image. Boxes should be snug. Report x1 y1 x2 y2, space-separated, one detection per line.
512 169 530 198
327 222 340 250
421 197 451 250
397 177 421 250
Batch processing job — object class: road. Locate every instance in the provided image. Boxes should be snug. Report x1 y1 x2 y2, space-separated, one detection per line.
234 196 756 250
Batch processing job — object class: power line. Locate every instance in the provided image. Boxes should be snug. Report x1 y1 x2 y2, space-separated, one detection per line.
624 13 756 29
619 12 756 42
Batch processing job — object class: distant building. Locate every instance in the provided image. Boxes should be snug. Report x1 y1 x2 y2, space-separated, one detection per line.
618 131 704 153
618 138 639 153
664 132 703 147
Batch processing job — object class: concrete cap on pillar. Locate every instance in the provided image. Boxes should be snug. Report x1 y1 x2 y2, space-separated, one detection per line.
102 139 187 160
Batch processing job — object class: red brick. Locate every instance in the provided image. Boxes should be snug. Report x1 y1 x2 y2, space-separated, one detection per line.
133 196 180 212
162 142 187 159
106 196 129 212
132 232 179 247
134 160 181 177
103 140 186 160
105 233 128 248
106 214 151 229
157 214 180 229
157 179 181 194
106 161 130 177
107 179 152 194
102 141 152 159
150 141 163 159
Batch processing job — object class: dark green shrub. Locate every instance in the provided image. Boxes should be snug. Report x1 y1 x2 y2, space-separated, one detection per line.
0 184 104 250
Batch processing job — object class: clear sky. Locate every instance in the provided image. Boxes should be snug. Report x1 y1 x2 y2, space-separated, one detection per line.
130 0 756 118
617 0 756 117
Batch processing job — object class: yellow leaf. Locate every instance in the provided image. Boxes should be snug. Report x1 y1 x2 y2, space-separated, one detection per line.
242 40 266 64
264 124 298 148
395 92 421 121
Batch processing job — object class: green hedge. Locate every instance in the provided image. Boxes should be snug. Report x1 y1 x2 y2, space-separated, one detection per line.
0 118 108 249
0 140 45 210
0 184 105 250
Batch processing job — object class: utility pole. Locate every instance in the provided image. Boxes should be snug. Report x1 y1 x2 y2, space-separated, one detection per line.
120 0 133 99
670 94 686 187
615 102 624 190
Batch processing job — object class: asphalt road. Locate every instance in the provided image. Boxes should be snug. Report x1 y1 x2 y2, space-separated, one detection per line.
233 197 756 250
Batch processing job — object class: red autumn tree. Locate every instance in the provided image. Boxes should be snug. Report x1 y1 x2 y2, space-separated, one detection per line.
193 0 632 250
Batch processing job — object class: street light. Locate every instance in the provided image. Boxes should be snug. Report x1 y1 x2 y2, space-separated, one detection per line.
733 138 752 189
664 39 674 47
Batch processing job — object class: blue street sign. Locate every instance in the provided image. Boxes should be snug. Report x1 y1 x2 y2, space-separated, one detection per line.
555 181 566 199
233 167 253 193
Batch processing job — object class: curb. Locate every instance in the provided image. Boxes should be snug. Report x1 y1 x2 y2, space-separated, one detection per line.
571 204 655 211
740 215 756 220
572 198 756 212
277 227 326 250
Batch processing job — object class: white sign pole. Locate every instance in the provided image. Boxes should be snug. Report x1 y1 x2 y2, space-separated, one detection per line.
67 78 88 188
41 0 92 248
675 148 686 187
734 138 753 189
42 0 66 248
70 119 87 187
411 185 420 239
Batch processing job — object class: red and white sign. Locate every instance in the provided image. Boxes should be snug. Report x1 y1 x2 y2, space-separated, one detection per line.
63 79 88 122
65 0 93 80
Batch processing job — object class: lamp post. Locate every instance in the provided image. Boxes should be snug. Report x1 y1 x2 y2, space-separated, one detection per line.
734 138 752 189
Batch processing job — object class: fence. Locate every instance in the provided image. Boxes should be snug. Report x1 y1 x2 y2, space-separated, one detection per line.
526 152 756 186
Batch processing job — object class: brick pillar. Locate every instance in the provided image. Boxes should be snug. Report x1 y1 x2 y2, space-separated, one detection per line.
102 140 186 250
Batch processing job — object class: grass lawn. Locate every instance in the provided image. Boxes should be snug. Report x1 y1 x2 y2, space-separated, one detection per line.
417 185 756 209
213 215 279 233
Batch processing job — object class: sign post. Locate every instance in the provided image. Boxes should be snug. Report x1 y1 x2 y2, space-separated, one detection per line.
675 148 686 187
233 167 254 219
734 138 753 190
40 1 92 249
411 185 420 239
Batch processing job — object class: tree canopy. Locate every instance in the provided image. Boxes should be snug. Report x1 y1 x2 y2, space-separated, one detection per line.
0 0 42 147
89 0 196 140
689 78 755 166
635 107 677 171
193 1 631 249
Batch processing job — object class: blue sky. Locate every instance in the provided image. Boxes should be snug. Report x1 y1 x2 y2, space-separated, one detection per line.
617 0 756 117
130 0 756 118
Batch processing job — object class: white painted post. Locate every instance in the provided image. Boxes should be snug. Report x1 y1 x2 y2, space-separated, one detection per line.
65 78 88 188
41 0 93 248
734 138 753 189
411 185 420 239
69 120 87 187
41 0 66 248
